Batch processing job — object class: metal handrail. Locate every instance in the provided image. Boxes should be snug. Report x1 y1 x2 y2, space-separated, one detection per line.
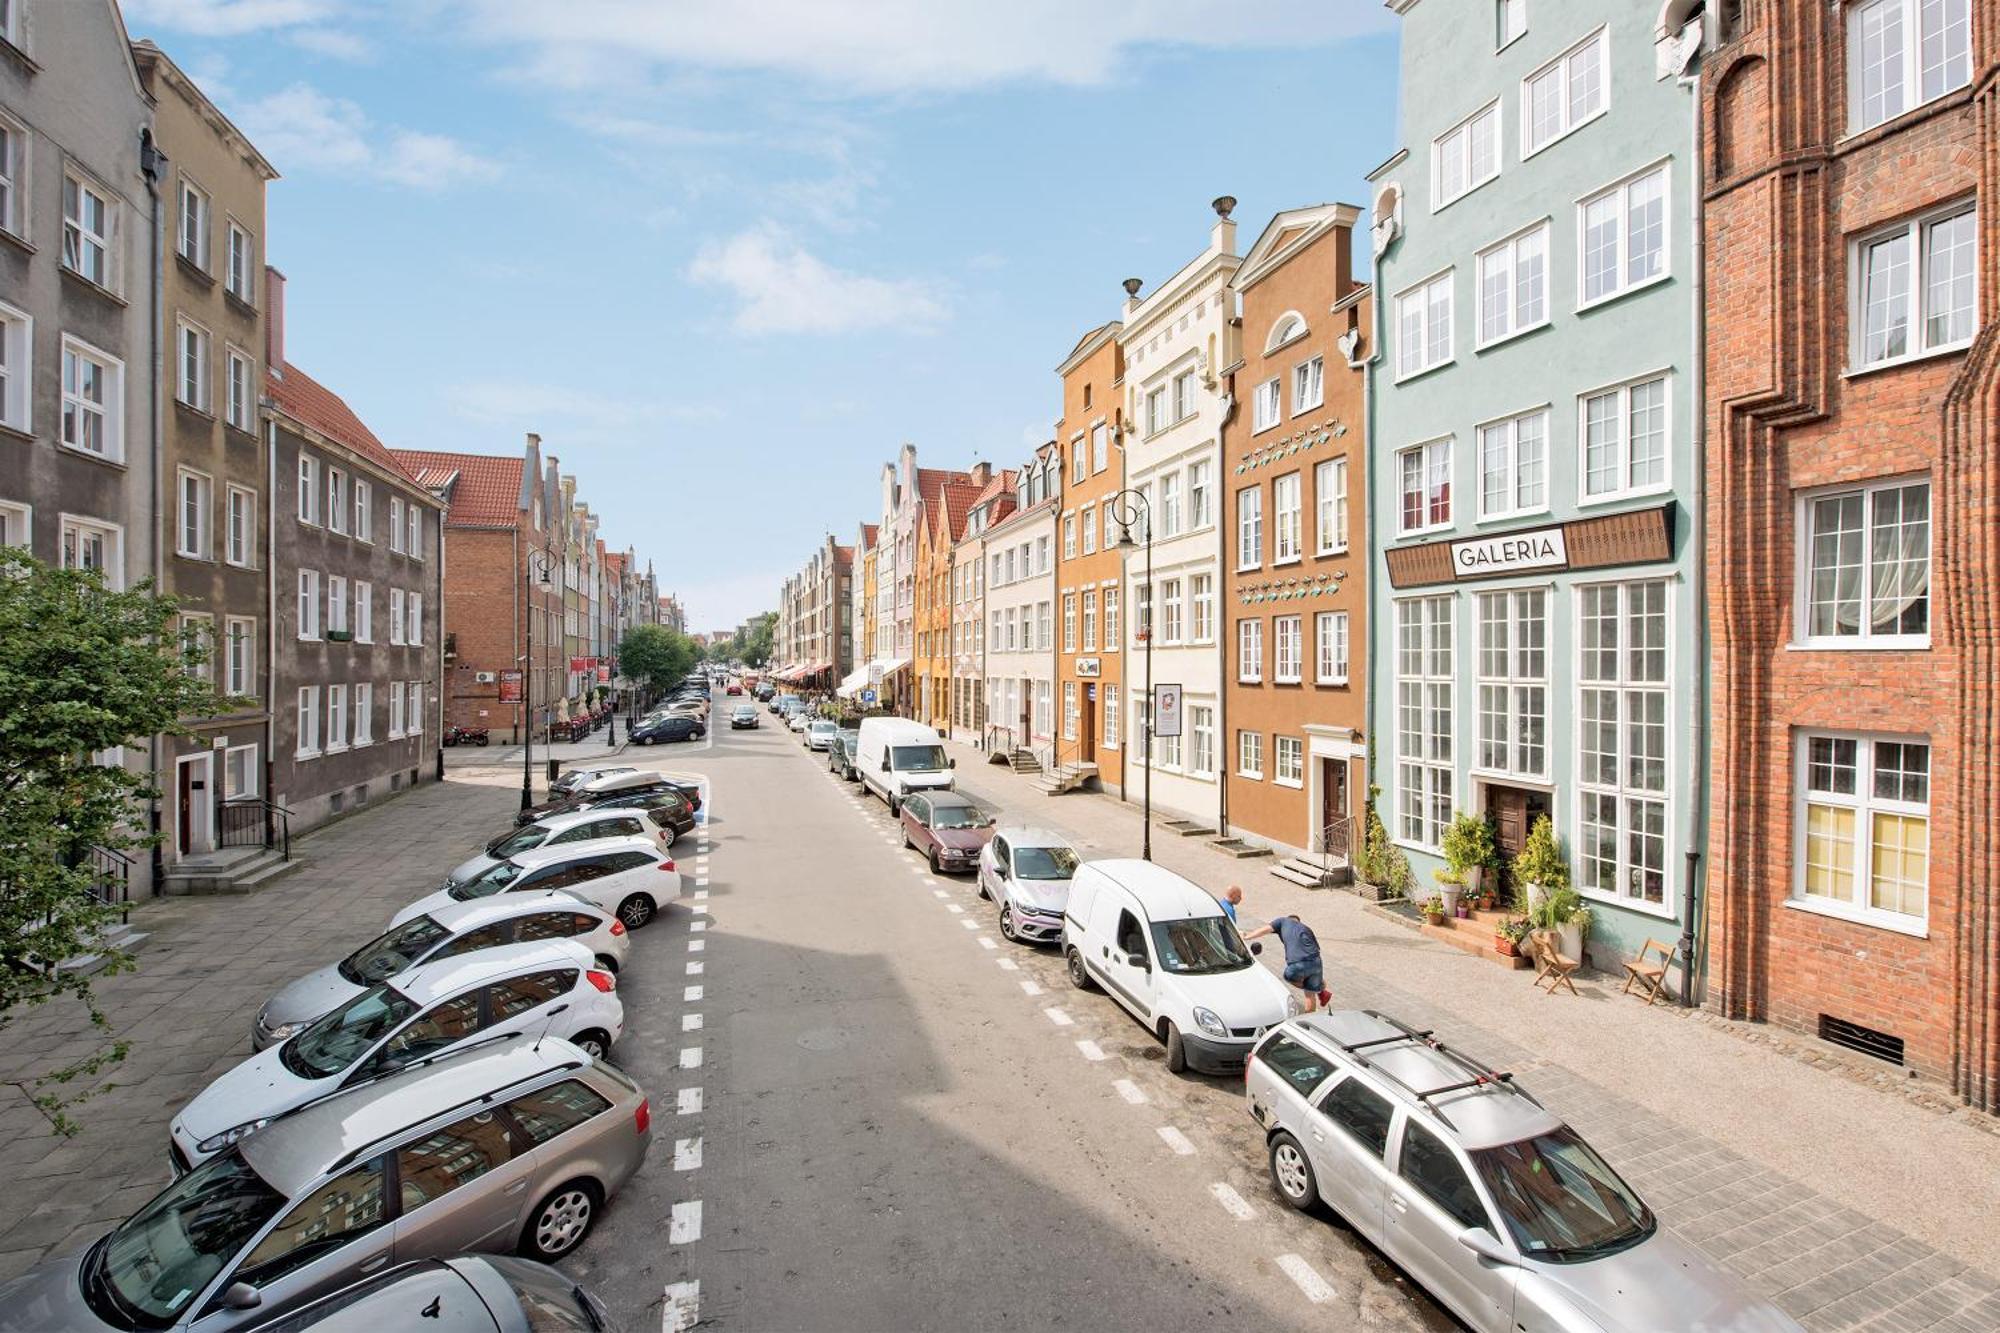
87 845 134 923
219 797 294 861
1316 816 1353 876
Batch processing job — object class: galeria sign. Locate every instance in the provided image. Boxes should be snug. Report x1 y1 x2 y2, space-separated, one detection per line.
1451 527 1568 577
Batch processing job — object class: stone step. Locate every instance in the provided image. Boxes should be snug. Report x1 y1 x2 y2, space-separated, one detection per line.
1268 862 1325 888
163 848 303 895
1208 837 1272 860
1419 920 1532 969
1160 818 1216 837
55 921 152 976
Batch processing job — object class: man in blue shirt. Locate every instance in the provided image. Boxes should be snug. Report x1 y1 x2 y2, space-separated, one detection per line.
1242 914 1331 1011
1219 885 1244 922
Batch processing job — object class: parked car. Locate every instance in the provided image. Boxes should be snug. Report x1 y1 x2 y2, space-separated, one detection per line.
828 727 861 779
632 715 705 745
857 717 954 813
899 791 995 875
516 769 679 825
237 1255 608 1332
449 807 684 893
976 827 1080 945
1245 1010 1800 1333
172 940 623 1170
252 893 630 1051
804 719 839 751
539 786 699 841
0 1040 648 1332
394 837 682 932
546 765 635 799
726 683 743 695
1063 859 1296 1074
730 704 759 729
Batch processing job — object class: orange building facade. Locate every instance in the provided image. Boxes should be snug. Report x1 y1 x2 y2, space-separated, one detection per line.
1053 323 1127 795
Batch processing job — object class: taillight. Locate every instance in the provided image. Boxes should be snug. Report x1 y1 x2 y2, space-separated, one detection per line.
634 1098 651 1135
587 970 616 992
608 918 626 937
659 859 676 872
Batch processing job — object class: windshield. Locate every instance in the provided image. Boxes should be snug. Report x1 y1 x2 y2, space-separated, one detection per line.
338 916 449 985
931 803 991 830
1149 917 1253 975
1013 845 1079 880
811 721 836 732
1472 1127 1655 1263
449 859 525 902
485 826 549 858
84 1150 284 1328
891 744 948 772
281 985 419 1079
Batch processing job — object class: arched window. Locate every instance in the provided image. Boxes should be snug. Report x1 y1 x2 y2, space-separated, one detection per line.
1265 311 1308 354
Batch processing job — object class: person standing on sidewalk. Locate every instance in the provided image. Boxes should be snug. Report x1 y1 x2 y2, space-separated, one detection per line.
1241 914 1332 1012
1218 885 1244 923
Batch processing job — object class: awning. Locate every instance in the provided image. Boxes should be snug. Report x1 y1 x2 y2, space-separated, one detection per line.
836 666 871 698
876 657 911 678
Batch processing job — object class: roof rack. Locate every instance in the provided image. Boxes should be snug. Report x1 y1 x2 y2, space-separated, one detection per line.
1314 1010 1544 1130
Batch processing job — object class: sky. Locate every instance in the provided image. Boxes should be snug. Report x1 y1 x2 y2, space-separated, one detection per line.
121 0 1403 633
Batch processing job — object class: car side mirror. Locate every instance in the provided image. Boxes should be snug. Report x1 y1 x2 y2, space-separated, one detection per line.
1457 1228 1514 1267
1249 941 1263 955
948 758 957 769
1126 952 1149 971
219 1282 263 1312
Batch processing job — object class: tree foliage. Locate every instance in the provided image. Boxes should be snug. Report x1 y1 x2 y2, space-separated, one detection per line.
725 611 776 668
0 548 231 1132
619 624 699 690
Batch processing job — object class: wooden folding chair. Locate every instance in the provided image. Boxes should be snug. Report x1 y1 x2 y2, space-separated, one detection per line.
1621 938 1677 1006
1528 929 1581 996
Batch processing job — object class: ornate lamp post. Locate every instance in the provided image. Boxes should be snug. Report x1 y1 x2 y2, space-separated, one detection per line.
1110 488 1154 862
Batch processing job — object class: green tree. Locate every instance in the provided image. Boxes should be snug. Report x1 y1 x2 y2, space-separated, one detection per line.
619 624 698 691
740 611 776 668
0 548 231 1132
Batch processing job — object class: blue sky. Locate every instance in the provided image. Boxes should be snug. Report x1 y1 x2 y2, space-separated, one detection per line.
122 1 1401 632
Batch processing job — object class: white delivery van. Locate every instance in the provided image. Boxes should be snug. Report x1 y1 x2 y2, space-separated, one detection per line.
856 716 955 813
1062 859 1297 1075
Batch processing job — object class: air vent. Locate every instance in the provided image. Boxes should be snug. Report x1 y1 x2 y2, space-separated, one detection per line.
1818 1014 1904 1066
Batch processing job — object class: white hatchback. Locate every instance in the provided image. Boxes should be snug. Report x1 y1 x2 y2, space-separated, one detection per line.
445 806 681 890
393 837 682 932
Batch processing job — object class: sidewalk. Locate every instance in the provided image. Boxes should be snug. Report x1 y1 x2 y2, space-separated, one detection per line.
939 734 2000 1332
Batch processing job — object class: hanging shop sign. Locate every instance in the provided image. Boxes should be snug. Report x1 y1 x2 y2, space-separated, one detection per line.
1384 503 1675 589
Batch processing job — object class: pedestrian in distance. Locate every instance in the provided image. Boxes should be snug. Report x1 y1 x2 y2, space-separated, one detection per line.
1219 884 1244 923
1241 914 1332 1012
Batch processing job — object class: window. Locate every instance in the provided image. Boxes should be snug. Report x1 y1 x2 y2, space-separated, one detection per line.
1266 472 1302 564
1104 586 1120 647
1160 578 1183 644
1063 593 1078 652
0 302 26 431
405 681 423 735
60 517 121 587
237 1158 386 1289
1034 680 1051 737
1316 611 1350 685
1071 436 1087 483
0 501 26 549
397 1111 519 1212
1397 595 1455 848
225 347 252 430
355 582 373 643
176 320 209 411
1237 487 1263 569
1322 1076 1395 1156
327 685 349 752
1063 681 1079 740
1399 438 1453 533
1091 422 1108 472
223 743 258 799
1173 368 1199 422
1314 459 1348 554
1103 684 1120 747
1579 164 1667 307
1189 705 1215 778
1854 201 1977 368
1161 472 1183 537
1146 385 1167 435
508 1080 612 1145
1433 101 1501 207
0 117 19 237
1081 503 1096 554
60 337 122 460
1498 0 1527 47
388 496 403 551
1190 460 1213 530
1082 589 1097 651
327 468 347 535
353 480 371 542
1103 503 1119 551
327 575 348 636
225 617 254 697
1063 513 1077 559
179 614 212 682
1580 374 1669 500
353 683 372 743
1238 617 1263 682
388 680 405 737
389 588 405 645
297 570 321 640
1578 581 1670 906
1799 478 1930 646
1850 0 1971 132
1294 355 1325 414
1274 615 1302 683
1477 408 1549 519
1238 729 1264 778
296 686 320 755
298 455 319 524
407 503 422 558
1476 590 1547 776
1523 27 1608 156
1400 1123 1490 1231
226 222 253 301
176 469 210 559
62 172 114 288
1796 732 1930 925
1477 223 1550 345
1253 377 1282 432
1275 735 1304 787
1395 271 1454 380
1191 574 1213 642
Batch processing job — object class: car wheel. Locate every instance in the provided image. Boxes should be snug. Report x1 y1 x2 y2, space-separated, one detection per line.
999 904 1017 941
1269 1132 1318 1211
976 874 991 901
594 954 620 974
927 847 941 874
887 795 900 816
659 826 677 848
522 1179 602 1261
1164 1022 1187 1074
1065 946 1095 991
573 1028 611 1059
616 893 656 930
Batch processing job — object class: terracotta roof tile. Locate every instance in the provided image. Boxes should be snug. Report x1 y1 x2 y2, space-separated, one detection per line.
268 363 425 490
389 448 526 529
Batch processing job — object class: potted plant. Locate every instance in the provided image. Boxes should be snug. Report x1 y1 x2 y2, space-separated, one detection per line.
1513 815 1570 915
1441 811 1498 896
1495 916 1528 958
1530 886 1589 964
1420 893 1447 926
1431 867 1464 919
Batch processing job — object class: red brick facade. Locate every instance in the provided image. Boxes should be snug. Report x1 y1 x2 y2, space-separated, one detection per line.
1704 3 2000 1108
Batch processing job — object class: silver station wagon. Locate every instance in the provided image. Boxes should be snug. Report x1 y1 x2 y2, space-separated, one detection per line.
0 1038 650 1332
1245 1010 1800 1333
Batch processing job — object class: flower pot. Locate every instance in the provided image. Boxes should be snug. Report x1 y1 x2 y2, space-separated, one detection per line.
1494 937 1517 958
1439 885 1462 917
1558 921 1584 964
1454 904 1470 919
1524 881 1548 914
1423 911 1446 926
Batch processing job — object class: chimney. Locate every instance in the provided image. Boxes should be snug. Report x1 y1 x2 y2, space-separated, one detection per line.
265 266 287 375
1210 195 1238 257
971 461 993 488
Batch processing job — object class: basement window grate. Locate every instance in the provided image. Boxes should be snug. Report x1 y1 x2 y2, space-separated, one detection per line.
1819 1014 1904 1066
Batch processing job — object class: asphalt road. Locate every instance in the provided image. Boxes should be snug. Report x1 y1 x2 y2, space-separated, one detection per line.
574 712 1453 1332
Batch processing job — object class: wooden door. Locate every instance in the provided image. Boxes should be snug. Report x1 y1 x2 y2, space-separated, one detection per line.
1490 787 1530 858
1322 758 1348 828
1079 685 1096 763
177 762 194 855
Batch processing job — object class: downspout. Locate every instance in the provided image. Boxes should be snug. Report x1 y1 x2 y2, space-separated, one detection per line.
1215 388 1234 841
1677 56 1708 1008
434 502 446 782
510 527 520 744
142 129 165 892
264 416 277 807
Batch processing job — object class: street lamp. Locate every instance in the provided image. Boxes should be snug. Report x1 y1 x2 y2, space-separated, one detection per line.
521 550 554 813
1110 488 1154 862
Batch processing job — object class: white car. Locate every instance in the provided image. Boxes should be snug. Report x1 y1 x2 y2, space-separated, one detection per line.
548 763 635 797
249 891 631 1051
806 719 838 750
445 806 682 890
787 710 812 733
393 836 682 932
1063 859 1297 1074
977 827 1080 946
170 939 623 1169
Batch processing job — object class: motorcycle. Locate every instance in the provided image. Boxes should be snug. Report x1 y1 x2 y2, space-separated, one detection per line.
442 724 490 747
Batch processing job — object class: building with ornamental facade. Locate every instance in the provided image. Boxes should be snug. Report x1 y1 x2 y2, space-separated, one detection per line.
1053 323 1127 795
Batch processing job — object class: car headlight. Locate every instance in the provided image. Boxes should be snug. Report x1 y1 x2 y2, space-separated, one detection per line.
196 1118 272 1153
1193 1006 1228 1038
1284 992 1303 1017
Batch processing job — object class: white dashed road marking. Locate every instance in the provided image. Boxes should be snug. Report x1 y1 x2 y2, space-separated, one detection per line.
669 1201 703 1244
1209 1182 1255 1220
684 985 703 1002
1020 980 1044 997
959 919 979 930
996 958 1019 971
682 1013 703 1031
1276 1254 1337 1304
1156 1126 1196 1156
946 904 963 915
674 1137 703 1171
661 1280 700 1333
690 919 707 932
1113 1079 1148 1105
932 890 950 899
687 962 704 975
693 889 710 901
978 937 997 950
688 940 706 953
677 1088 703 1115
680 1047 703 1069
1076 1039 1107 1061
1043 1007 1074 1027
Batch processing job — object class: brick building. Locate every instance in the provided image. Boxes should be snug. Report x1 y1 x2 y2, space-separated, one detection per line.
1703 1 1997 1108
1053 323 1126 795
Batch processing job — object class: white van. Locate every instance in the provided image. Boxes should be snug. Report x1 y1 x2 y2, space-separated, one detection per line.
1062 859 1297 1074
856 716 955 812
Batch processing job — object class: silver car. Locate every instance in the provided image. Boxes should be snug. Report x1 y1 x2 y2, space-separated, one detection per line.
1245 1010 1800 1333
251 892 631 1051
805 719 838 750
0 1038 650 1332
237 1255 608 1332
445 807 681 891
975 826 1080 945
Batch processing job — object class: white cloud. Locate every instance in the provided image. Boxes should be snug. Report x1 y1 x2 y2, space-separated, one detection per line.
230 84 496 189
123 0 340 35
452 0 1392 96
688 225 947 336
443 381 723 443
288 27 375 60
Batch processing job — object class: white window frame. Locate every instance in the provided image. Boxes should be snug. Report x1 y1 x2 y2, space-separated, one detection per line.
1103 683 1120 748
388 680 405 738
1253 377 1282 433
1432 100 1501 210
297 569 321 640
1063 513 1077 559
353 683 373 745
1476 406 1551 521
0 500 30 550
1237 729 1264 779
1082 589 1097 651
1316 610 1350 686
405 682 424 739
1794 476 1931 649
177 176 209 270
298 455 320 525
1275 736 1304 789
1850 199 1978 371
325 684 349 754
406 503 421 559
60 515 124 588
1577 161 1671 311
0 301 31 432
224 485 255 568
1847 0 1973 134
1274 614 1303 684
62 169 116 290
224 345 253 430
388 496 403 551
1189 705 1215 779
1521 26 1609 159
1172 368 1199 423
176 318 210 411
389 587 405 645
1476 220 1551 347
223 743 259 799
1238 617 1263 683
1397 437 1454 536
1498 0 1528 49
1160 578 1183 645
1103 586 1120 649
1293 355 1325 414
296 686 321 757
179 612 214 683
0 114 22 239
1190 459 1213 531
1577 371 1672 505
1574 579 1673 914
1314 458 1349 555
1146 385 1168 436
1273 471 1302 564
1063 681 1078 740
1236 486 1263 570
1081 503 1096 554
326 467 347 536
1394 269 1455 382
60 335 124 462
327 575 348 636
1475 589 1548 778
353 480 372 542
176 467 211 560
1191 573 1213 643
355 581 373 643
1791 729 1931 933
1063 593 1078 653
1395 594 1456 850
224 615 255 697
226 221 254 302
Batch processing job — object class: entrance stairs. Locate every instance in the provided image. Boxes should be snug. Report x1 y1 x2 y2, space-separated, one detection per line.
1419 908 1531 970
1268 855 1351 889
1032 762 1096 795
163 845 303 896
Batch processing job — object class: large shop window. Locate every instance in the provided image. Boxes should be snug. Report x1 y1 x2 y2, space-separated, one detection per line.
1798 478 1930 648
1476 589 1547 778
1849 0 1971 133
1853 201 1977 370
1396 595 1455 849
1577 580 1669 907
1796 732 1930 928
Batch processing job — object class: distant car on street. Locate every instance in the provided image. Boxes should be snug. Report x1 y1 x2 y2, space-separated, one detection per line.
806 719 838 750
899 791 995 875
730 704 760 729
828 727 861 779
632 714 705 745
